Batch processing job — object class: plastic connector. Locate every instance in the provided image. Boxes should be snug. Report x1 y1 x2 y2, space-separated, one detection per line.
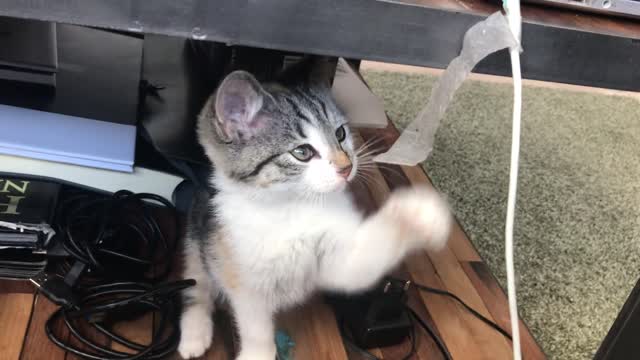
30 272 78 309
328 279 413 348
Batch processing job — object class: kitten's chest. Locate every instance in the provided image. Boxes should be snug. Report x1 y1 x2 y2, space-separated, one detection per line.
214 195 355 306
224 202 326 258
218 193 354 245
222 204 325 306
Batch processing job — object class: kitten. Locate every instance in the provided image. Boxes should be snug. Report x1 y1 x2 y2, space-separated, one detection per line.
178 61 452 360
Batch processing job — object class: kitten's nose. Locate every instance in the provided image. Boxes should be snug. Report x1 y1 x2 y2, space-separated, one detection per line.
337 164 353 179
331 151 352 179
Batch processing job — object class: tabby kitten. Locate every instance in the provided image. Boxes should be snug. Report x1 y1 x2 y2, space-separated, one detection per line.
178 63 451 360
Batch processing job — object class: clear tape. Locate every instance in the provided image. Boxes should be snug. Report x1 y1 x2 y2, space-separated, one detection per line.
374 12 518 166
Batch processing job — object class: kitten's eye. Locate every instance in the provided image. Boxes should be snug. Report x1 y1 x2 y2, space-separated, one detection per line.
290 144 316 162
335 125 346 142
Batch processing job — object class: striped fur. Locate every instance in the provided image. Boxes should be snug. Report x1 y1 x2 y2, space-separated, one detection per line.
197 73 356 192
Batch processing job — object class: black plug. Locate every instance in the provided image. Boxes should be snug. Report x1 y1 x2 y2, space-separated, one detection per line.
328 279 413 348
30 272 78 309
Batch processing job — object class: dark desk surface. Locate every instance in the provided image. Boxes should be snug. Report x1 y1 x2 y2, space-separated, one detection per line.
408 0 640 39
1 0 639 91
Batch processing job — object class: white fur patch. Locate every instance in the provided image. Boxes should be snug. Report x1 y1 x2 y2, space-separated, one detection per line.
178 306 214 359
302 126 348 193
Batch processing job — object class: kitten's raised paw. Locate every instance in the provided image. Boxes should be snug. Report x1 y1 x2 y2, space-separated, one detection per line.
178 307 214 359
384 186 452 251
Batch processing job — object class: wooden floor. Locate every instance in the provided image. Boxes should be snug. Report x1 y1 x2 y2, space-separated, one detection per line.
0 123 546 360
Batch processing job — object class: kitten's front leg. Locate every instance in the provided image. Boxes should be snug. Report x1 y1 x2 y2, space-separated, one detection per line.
178 241 217 359
229 291 276 360
319 186 451 293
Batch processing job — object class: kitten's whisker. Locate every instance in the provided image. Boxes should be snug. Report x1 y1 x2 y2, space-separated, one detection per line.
356 163 379 170
354 172 389 191
373 163 406 179
355 162 407 188
356 137 385 154
353 174 373 188
356 154 383 165
354 136 377 150
357 161 405 177
356 149 386 162
356 144 385 158
356 146 385 158
356 164 384 171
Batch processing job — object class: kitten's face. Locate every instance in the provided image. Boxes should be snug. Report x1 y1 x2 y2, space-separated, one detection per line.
198 69 358 196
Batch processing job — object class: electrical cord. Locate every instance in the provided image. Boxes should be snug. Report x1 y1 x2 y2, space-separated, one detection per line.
57 190 177 282
44 280 195 360
31 188 194 360
387 277 513 341
503 0 524 358
340 277 513 360
405 306 452 360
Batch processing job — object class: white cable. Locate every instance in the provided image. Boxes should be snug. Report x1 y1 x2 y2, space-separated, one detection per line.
506 47 522 360
504 1 523 359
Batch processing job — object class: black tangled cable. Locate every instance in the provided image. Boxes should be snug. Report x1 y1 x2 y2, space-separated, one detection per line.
32 189 195 360
44 280 195 360
58 190 177 282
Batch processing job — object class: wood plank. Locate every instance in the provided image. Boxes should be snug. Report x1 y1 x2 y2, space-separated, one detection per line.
110 313 154 355
462 261 547 360
377 334 413 360
390 266 449 360
64 317 112 360
279 297 349 360
20 295 67 360
368 347 384 358
426 247 514 358
344 344 385 360
405 253 490 360
0 293 34 360
405 280 448 360
0 279 35 294
447 225 482 262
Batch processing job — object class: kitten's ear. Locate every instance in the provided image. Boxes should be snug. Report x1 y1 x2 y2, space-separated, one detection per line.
277 56 334 89
214 71 269 142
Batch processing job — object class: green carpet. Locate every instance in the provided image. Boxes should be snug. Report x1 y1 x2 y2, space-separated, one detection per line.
362 70 640 360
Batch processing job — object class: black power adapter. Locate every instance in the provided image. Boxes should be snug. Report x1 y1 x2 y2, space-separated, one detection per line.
328 279 413 349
